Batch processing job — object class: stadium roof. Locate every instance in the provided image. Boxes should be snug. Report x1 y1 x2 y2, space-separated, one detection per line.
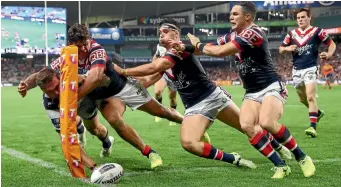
2 1 226 23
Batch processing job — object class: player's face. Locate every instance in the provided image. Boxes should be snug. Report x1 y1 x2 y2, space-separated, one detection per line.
159 28 179 48
296 11 311 29
230 5 247 33
72 39 91 60
42 76 60 99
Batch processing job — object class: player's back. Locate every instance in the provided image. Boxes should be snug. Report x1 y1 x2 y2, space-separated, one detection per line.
162 49 216 108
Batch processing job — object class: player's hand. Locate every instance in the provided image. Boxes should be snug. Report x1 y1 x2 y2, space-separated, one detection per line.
18 81 28 98
285 45 297 52
78 75 87 85
187 33 201 48
319 52 331 60
168 39 185 52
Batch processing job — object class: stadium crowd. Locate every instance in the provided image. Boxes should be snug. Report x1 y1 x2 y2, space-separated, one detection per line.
2 43 341 85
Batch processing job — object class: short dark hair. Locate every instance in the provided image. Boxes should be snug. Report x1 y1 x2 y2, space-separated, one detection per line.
159 18 181 31
36 68 57 88
239 2 257 21
67 23 90 43
296 8 311 17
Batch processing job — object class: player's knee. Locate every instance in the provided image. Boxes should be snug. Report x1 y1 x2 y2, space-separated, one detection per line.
107 115 126 130
258 119 276 130
180 139 196 152
240 121 256 137
306 95 316 103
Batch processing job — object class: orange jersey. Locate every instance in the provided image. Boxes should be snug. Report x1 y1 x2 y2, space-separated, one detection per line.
322 64 334 76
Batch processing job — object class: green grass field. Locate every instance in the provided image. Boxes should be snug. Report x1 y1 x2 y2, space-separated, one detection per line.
1 19 65 49
2 85 341 187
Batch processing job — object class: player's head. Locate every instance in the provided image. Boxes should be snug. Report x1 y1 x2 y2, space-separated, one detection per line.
68 23 91 59
36 68 60 99
158 19 181 47
230 2 257 33
296 8 311 29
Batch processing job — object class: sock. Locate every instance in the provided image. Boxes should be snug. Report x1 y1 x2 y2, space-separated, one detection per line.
266 131 282 151
250 130 285 166
76 120 85 134
142 145 156 158
273 125 306 161
170 104 177 110
99 130 111 149
309 112 318 129
156 96 162 104
201 143 236 164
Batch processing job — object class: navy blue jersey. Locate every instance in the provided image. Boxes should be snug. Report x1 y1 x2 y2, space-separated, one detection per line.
214 24 280 93
162 49 216 109
50 40 127 99
281 26 332 70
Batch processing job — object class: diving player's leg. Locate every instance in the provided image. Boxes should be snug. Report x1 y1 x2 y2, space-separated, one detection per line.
116 77 183 124
78 97 114 157
97 97 162 169
154 78 167 122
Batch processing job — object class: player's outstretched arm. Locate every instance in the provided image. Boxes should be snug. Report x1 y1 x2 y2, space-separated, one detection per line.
78 66 105 100
18 72 39 97
114 58 174 77
187 33 239 57
135 73 163 88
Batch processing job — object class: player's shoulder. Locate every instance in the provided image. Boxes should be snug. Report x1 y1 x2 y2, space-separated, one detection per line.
90 40 105 53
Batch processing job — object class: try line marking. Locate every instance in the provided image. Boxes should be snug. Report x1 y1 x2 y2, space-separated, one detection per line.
3 145 341 179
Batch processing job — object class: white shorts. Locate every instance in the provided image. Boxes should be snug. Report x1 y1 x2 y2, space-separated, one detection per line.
243 81 287 105
184 87 233 122
44 108 61 131
113 77 152 110
162 74 177 91
292 66 318 88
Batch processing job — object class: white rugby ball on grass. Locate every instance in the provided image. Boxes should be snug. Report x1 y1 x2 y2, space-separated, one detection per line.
90 163 123 185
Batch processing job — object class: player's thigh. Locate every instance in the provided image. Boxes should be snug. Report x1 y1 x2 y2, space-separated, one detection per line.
216 101 242 133
181 115 211 144
154 78 167 95
239 99 262 137
97 97 126 127
82 114 101 131
258 96 284 131
305 82 317 100
296 85 307 100
137 98 169 117
168 89 177 100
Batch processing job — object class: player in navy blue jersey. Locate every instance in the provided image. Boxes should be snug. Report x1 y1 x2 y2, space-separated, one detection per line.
182 2 315 179
279 8 336 137
18 23 190 169
114 19 296 171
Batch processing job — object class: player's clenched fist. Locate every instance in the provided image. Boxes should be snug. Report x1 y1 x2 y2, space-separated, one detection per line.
18 81 28 98
319 52 332 60
285 45 297 52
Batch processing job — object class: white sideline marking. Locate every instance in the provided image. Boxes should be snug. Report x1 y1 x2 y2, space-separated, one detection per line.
3 145 341 178
1 146 93 185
